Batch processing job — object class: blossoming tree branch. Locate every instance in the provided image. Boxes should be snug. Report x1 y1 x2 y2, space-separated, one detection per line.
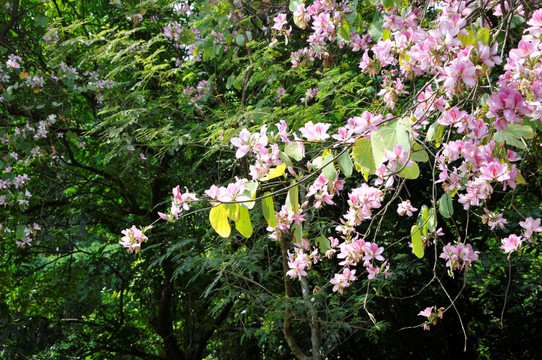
2 0 542 358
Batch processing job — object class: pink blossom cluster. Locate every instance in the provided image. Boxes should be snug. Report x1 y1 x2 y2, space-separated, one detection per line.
267 205 305 241
286 244 319 279
329 237 389 294
340 184 383 230
288 0 351 67
440 242 479 272
230 125 283 180
331 111 382 144
397 200 417 217
119 225 149 253
497 9 542 121
158 185 199 221
436 139 521 210
6 54 22 69
15 223 40 248
519 217 542 241
204 178 250 204
305 174 344 209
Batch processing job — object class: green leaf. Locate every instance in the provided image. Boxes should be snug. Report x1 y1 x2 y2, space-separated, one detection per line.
438 193 453 218
279 151 293 168
417 205 429 237
411 142 429 162
321 154 337 181
339 20 351 41
35 15 48 27
493 124 535 149
427 207 437 233
315 235 330 254
292 223 303 243
284 141 304 161
226 74 235 89
371 118 411 168
262 193 277 228
235 207 253 238
241 181 258 209
235 33 245 46
368 11 384 42
411 225 424 258
286 183 299 214
457 26 474 46
382 29 391 41
210 205 231 238
475 27 490 45
233 73 243 90
398 162 420 179
289 0 303 11
382 0 395 10
179 29 196 44
338 150 353 178
426 122 444 147
353 138 376 175
225 204 241 222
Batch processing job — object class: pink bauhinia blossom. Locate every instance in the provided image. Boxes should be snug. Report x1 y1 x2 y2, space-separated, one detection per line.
500 234 523 254
299 121 331 141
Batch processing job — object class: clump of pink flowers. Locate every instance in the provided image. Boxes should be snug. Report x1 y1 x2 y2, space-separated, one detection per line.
119 225 150 253
440 242 479 275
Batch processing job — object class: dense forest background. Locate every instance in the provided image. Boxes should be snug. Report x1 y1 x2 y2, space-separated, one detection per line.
1 0 542 359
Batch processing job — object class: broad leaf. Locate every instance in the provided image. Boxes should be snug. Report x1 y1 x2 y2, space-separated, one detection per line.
353 138 376 174
210 204 231 238
411 225 424 258
371 118 411 168
438 193 453 218
284 141 304 161
338 150 353 178
235 206 253 238
262 193 277 228
321 154 337 181
398 162 420 179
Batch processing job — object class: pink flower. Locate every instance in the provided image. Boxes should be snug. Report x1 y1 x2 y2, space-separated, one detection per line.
418 306 433 318
442 59 477 90
397 200 418 217
500 234 523 254
272 13 288 31
519 217 542 240
299 121 331 141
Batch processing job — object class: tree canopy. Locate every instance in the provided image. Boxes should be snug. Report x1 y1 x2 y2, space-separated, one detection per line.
1 0 542 359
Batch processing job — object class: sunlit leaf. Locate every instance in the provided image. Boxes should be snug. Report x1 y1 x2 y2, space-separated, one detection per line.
210 204 231 238
235 206 253 238
262 193 277 228
411 225 424 258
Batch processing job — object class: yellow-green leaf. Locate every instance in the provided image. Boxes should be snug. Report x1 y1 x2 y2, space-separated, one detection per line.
262 193 277 228
266 163 287 180
353 138 376 175
321 154 337 181
225 203 240 222
286 183 299 214
398 162 420 179
411 142 429 162
210 204 231 238
411 225 424 258
292 223 303 243
338 150 353 178
476 27 490 45
235 206 253 238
